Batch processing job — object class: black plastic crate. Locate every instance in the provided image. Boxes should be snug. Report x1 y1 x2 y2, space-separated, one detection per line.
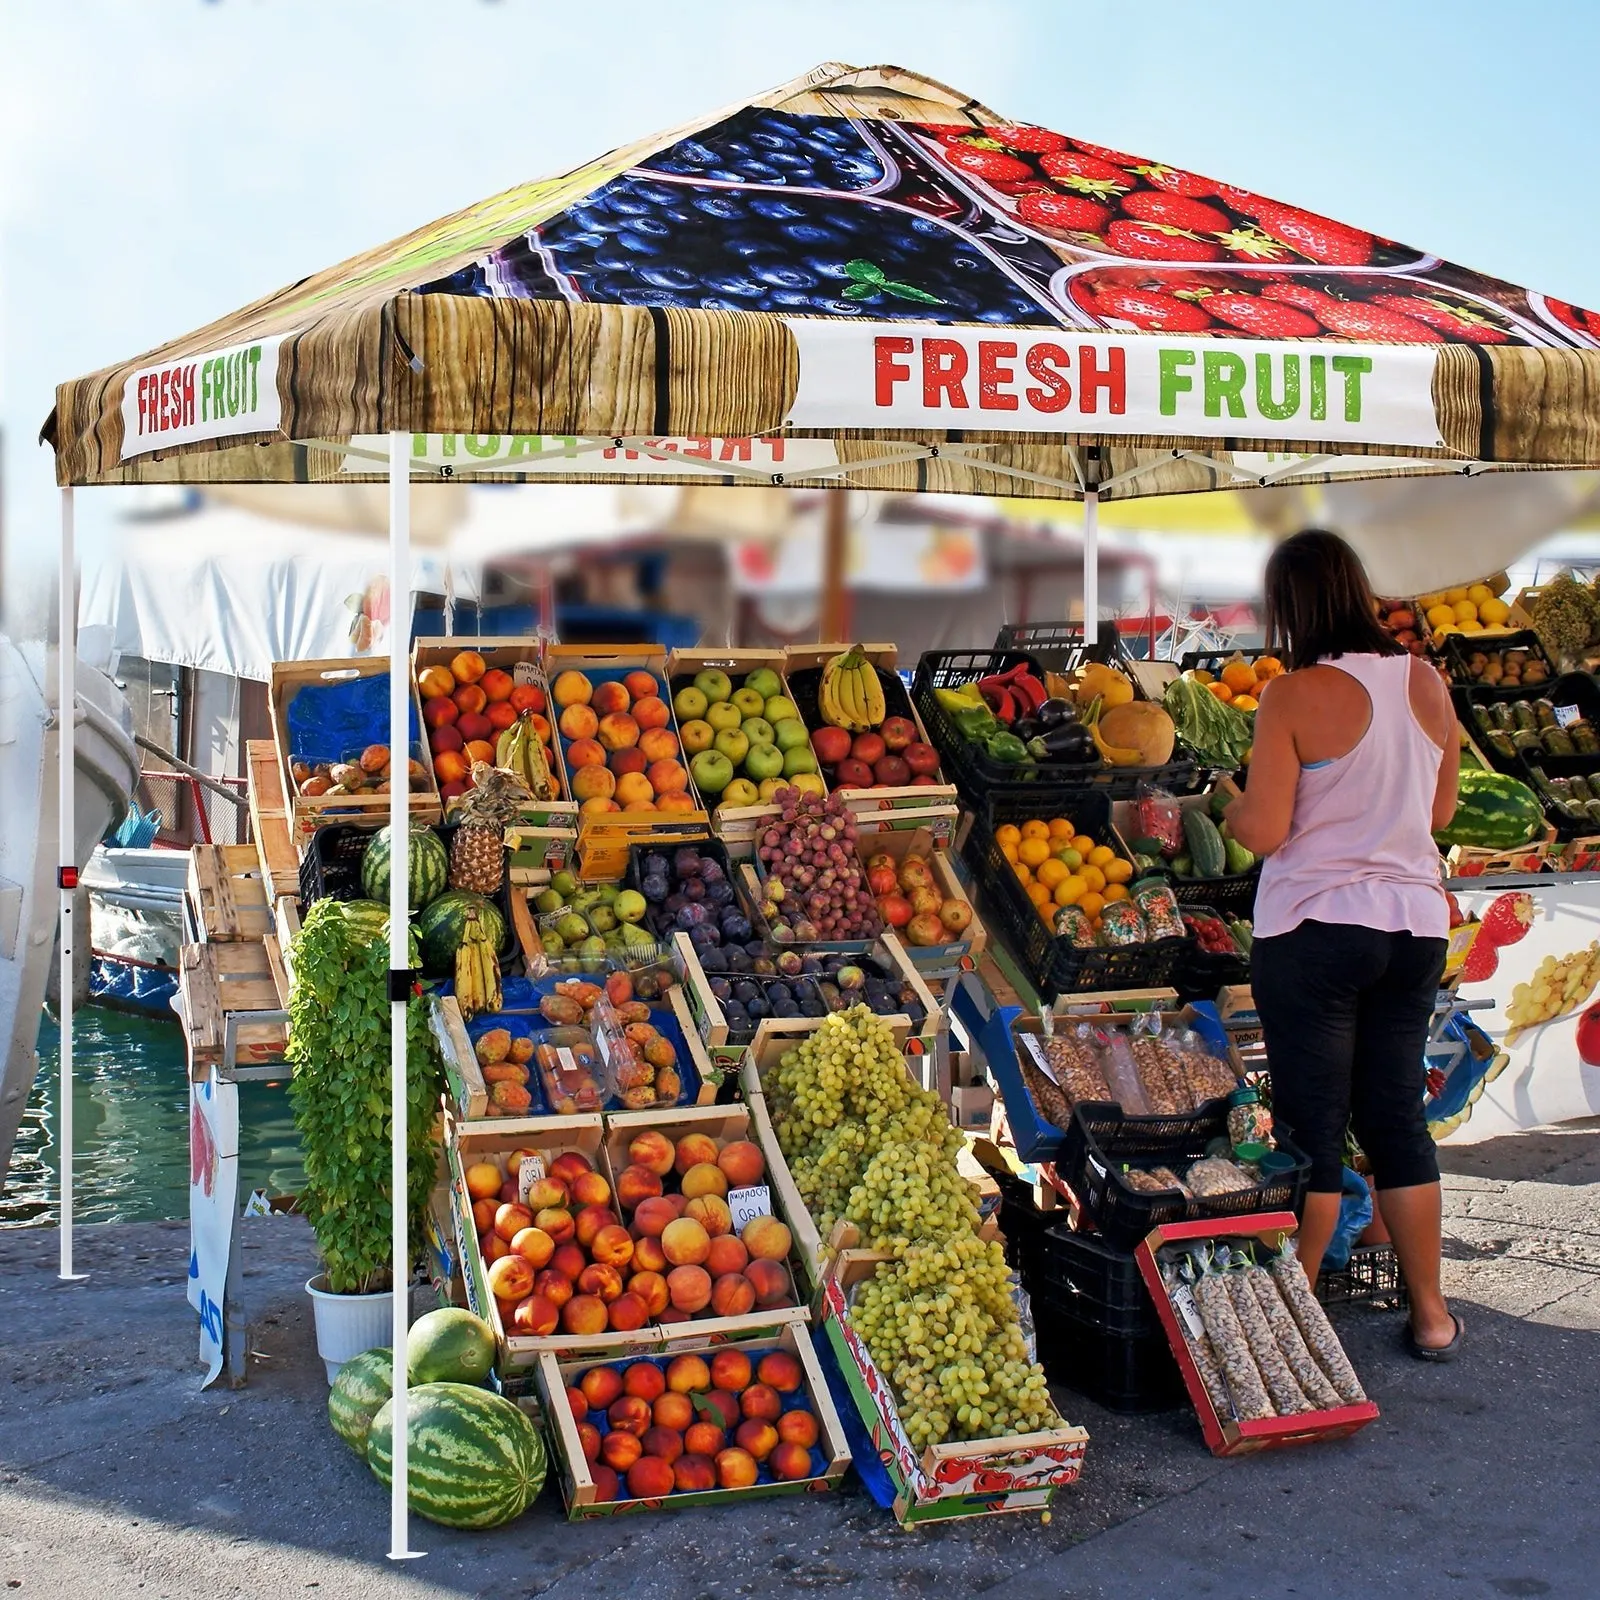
1059 1100 1311 1252
1033 1303 1186 1414
1167 867 1260 917
992 620 1134 676
1317 1242 1408 1310
1440 628 1555 693
962 791 1191 1001
1176 645 1272 677
1173 904 1251 1000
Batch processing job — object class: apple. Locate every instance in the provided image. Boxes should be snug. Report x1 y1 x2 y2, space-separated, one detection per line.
903 741 941 776
731 686 767 718
720 778 760 808
851 732 886 766
781 746 818 777
679 718 714 755
713 728 749 766
693 669 733 704
705 701 743 733
744 743 785 781
874 754 911 787
745 667 783 701
689 749 734 796
764 696 799 724
773 719 810 753
879 715 917 751
811 726 851 766
835 758 875 790
673 685 709 722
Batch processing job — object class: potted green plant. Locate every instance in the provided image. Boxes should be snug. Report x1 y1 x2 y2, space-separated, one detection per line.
287 897 443 1382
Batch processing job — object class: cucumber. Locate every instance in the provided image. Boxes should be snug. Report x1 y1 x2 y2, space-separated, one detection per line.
1183 809 1228 879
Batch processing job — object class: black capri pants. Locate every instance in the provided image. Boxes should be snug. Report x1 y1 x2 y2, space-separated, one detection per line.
1251 919 1446 1194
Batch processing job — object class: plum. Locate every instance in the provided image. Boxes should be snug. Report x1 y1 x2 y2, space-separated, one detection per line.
642 874 671 904
734 980 761 1005
767 982 792 1005
745 994 771 1019
674 847 704 880
725 1000 750 1027
705 880 734 908
725 947 752 974
699 859 726 886
683 878 707 903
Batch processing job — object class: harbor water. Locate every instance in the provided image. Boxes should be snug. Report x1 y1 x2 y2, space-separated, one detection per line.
1 1007 304 1227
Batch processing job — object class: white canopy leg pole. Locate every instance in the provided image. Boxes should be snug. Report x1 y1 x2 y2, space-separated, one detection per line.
57 488 86 1282
1083 487 1099 649
388 432 422 1561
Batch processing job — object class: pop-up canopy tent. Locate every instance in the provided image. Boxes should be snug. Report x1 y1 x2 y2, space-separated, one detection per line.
45 60 1600 1555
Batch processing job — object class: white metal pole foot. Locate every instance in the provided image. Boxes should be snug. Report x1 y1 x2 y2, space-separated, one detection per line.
57 486 88 1284
1083 486 1100 649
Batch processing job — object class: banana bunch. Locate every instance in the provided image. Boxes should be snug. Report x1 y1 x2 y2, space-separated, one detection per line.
494 714 556 800
820 647 887 733
454 906 503 1021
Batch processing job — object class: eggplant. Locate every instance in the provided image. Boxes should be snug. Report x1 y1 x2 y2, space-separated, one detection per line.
1029 722 1095 761
1037 697 1077 728
1012 717 1041 744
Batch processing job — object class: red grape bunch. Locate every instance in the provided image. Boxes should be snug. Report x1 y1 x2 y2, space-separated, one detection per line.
755 790 882 944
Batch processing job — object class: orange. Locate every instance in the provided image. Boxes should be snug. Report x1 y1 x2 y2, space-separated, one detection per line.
1053 875 1086 907
1221 661 1258 694
1001 840 1019 864
1047 817 1075 840
1206 681 1234 703
1232 694 1259 713
1020 819 1050 842
1036 858 1069 890
1255 656 1284 678
995 824 1022 849
1012 861 1033 887
1026 881 1052 911
1087 844 1115 868
1080 865 1106 893
1071 835 1095 857
1104 858 1133 885
1192 668 1215 685
1102 882 1130 903
1018 838 1051 868
1078 890 1105 920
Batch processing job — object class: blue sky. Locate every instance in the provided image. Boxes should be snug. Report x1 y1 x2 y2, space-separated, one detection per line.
5 0 1599 587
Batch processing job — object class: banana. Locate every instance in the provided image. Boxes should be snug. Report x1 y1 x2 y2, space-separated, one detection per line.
836 663 865 732
857 656 886 725
496 723 521 769
819 653 850 730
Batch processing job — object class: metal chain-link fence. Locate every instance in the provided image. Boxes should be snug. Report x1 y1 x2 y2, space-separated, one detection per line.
136 771 251 848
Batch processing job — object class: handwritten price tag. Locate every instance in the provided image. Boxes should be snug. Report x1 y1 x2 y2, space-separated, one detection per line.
728 1185 772 1232
516 1153 547 1205
1556 703 1582 728
1021 1032 1058 1085
512 660 541 687
1172 1282 1206 1341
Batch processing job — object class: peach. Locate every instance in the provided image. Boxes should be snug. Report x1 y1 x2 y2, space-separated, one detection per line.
769 1441 814 1482
667 1264 713 1315
570 1169 612 1209
607 1292 649 1333
524 1177 566 1213
628 1130 677 1177
495 1295 523 1329
741 1383 782 1423
710 1272 757 1318
450 650 487 685
563 1294 610 1335
681 1163 728 1202
611 746 649 778
646 759 689 797
744 1258 792 1307
742 1215 792 1263
430 724 464 754
453 683 488 717
616 1164 664 1212
640 1425 684 1465
600 1430 641 1473
777 1409 819 1450
715 1447 759 1489
570 763 617 803
684 1421 725 1459
511 1293 559 1336
615 772 656 808
577 1421 603 1463
685 1195 732 1239
423 694 459 731
661 1218 711 1267
551 670 592 707
493 1201 534 1242
657 791 697 814
623 671 660 701
417 665 456 701
657 1307 692 1325
622 799 658 814
471 1198 498 1233
758 1350 804 1393
663 1193 689 1218
709 1349 751 1393
624 1361 667 1402
566 1384 589 1421
575 1204 619 1249
565 736 607 770
534 1269 573 1309
633 695 671 731
433 749 469 786
701 1390 741 1432
549 1150 593 1187
581 796 620 816
580 1364 625 1410
633 1236 669 1275
717 1140 766 1188
559 703 600 742
632 1195 678 1239
486 700 518 732
665 1353 712 1394
592 680 632 716
578 1263 625 1303
705 1236 749 1279
734 1418 779 1462
628 1270 670 1318
466 1161 503 1201
597 713 641 753
482 1231 509 1265
510 1227 556 1270
463 739 497 766
638 726 681 764
457 714 493 744
625 1456 676 1501
653 1391 695 1432
674 1134 721 1176
607 1394 653 1437
550 1241 588 1283
591 1463 622 1502
591 1225 636 1270
480 668 514 704
486 1254 534 1302
674 1453 717 1493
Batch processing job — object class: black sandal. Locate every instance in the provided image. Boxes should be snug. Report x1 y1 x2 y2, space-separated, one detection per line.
1404 1312 1463 1362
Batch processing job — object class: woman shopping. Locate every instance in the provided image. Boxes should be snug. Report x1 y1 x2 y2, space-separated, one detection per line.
1227 529 1462 1360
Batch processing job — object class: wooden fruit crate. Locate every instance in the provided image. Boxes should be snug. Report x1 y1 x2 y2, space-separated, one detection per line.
245 739 299 899
186 845 272 942
821 1249 1090 1526
177 940 288 1074
268 657 441 850
856 824 985 976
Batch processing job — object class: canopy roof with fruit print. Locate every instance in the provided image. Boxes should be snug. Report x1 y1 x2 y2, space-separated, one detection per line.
45 62 1600 502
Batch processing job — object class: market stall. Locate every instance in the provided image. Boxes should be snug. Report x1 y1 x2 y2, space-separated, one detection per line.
46 60 1600 1546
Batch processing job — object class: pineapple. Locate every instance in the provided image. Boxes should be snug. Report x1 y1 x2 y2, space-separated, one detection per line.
447 763 528 894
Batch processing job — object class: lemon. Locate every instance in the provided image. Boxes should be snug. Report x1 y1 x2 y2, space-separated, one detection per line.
1087 844 1116 868
1426 603 1457 629
1019 837 1051 868
1021 819 1050 842
1479 597 1511 625
1054 875 1087 907
1467 582 1494 605
1445 586 1469 603
1080 865 1107 893
1453 599 1478 621
996 823 1021 848
1103 882 1130 903
1078 891 1106 920
1458 618 1484 634
1104 858 1134 885
1071 834 1096 856
1036 858 1069 890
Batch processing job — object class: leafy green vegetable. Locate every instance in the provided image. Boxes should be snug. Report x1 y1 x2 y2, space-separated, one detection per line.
1164 676 1253 771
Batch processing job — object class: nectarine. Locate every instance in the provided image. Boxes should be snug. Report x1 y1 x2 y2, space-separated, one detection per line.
552 670 592 707
550 1242 588 1283
777 1409 819 1450
742 1215 792 1263
511 1293 559 1336
640 1425 684 1465
628 1130 677 1177
665 1353 712 1395
632 1195 678 1238
734 1418 779 1462
465 1161 503 1201
510 1226 556 1271
633 1235 669 1275
597 713 640 753
623 670 659 701
701 1390 741 1431
704 1236 749 1279
626 1456 676 1500
471 1198 498 1233
591 1224 635 1269
480 668 513 704
453 683 488 717
563 1294 610 1335
600 1430 641 1473
481 1230 509 1264
757 1350 804 1393
591 1463 622 1502
486 1254 534 1302
653 1391 695 1432
611 746 649 778
525 1177 567 1213
717 1140 766 1188
615 1164 664 1211
493 1201 534 1242
535 1206 576 1245
741 1383 782 1422
685 1195 732 1238
566 1384 589 1421
633 695 670 731
674 1133 720 1175
417 665 456 701
577 1421 603 1463
570 1169 612 1209
549 1150 594 1187
645 759 688 796
570 763 616 803
661 1217 711 1267
607 1292 649 1332
709 1349 751 1392
673 1453 717 1492
450 650 487 685
623 1362 667 1402
638 727 681 765
684 1422 725 1459
744 1258 792 1307
559 703 600 742
577 1263 625 1304
769 1441 814 1482
580 1365 624 1411
615 771 656 808
607 1394 653 1437
667 1264 713 1315
592 680 631 716
575 1204 620 1249
535 1269 574 1309
715 1447 759 1489
565 736 607 770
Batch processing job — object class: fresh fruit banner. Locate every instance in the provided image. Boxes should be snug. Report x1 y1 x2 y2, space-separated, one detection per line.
1445 882 1600 1142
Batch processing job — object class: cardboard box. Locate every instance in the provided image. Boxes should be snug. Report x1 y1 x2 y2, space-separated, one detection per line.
536 1321 851 1518
855 824 985 977
822 1249 1089 1526
1134 1213 1379 1457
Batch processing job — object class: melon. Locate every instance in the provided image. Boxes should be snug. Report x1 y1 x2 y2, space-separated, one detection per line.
366 1382 545 1529
416 890 505 975
1099 701 1177 766
407 1307 496 1387
328 1347 394 1456
361 824 449 913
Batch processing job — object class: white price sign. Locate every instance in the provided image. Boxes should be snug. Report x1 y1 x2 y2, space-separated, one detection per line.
1022 1032 1058 1085
516 1153 547 1205
1555 703 1582 728
728 1185 772 1232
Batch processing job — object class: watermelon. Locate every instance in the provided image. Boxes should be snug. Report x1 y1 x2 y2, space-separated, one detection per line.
417 889 505 975
329 1347 395 1456
1434 770 1545 851
361 824 449 913
407 1307 496 1386
333 898 421 964
366 1382 545 1529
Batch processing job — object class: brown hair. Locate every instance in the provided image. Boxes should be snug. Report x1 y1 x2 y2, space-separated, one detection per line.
1262 528 1403 672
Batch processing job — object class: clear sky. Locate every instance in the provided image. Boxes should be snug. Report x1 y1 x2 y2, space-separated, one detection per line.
5 0 1600 596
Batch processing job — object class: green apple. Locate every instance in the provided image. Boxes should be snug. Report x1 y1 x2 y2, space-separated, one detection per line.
550 869 578 899
757 777 786 802
534 887 564 915
706 700 743 732
713 727 750 766
680 718 714 755
740 716 776 747
745 742 786 781
745 667 783 701
693 668 733 704
765 695 800 725
689 748 734 795
782 745 819 777
790 771 827 797
721 778 761 808
774 719 810 752
731 685 766 718
673 684 709 721
615 889 648 925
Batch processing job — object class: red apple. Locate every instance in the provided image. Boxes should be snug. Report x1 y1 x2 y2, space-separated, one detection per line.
873 754 910 788
903 741 941 777
879 715 916 751
835 758 875 790
811 726 851 766
850 732 886 766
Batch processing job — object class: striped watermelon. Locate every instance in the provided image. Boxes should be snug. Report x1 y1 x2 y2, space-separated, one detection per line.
366 1382 545 1529
328 1347 394 1456
1434 770 1545 851
407 1308 496 1386
334 899 421 965
361 824 449 913
417 890 505 975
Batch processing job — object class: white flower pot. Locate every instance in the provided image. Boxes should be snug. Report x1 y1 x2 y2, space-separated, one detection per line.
306 1275 395 1385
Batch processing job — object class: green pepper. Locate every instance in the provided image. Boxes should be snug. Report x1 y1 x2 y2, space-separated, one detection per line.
952 704 999 742
984 731 1029 765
